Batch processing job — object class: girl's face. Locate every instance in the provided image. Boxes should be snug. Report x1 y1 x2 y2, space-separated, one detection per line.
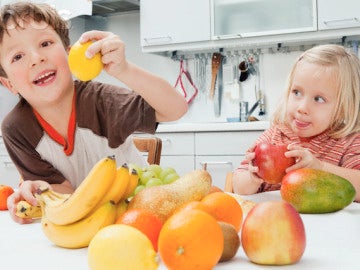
0 19 73 110
286 60 338 139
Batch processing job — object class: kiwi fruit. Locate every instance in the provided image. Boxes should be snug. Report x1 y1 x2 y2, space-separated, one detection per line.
218 221 241 262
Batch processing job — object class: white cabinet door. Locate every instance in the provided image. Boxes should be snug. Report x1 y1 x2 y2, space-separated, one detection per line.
195 155 242 189
318 0 360 30
154 132 195 176
212 0 317 39
140 0 211 46
195 131 263 189
0 136 20 188
160 156 195 178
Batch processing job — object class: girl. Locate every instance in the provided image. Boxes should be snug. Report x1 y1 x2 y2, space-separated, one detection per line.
232 44 360 202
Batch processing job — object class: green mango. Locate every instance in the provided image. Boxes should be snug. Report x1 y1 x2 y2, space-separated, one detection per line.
280 168 356 214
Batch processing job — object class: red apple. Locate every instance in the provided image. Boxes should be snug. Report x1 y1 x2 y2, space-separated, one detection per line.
253 142 296 184
241 201 306 265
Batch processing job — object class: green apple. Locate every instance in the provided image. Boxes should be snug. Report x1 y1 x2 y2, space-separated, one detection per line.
145 164 163 177
162 172 180 185
140 170 157 185
146 178 162 187
134 184 146 195
159 167 177 180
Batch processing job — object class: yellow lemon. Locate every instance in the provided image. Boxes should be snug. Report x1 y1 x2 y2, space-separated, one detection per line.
88 224 159 270
68 41 103 81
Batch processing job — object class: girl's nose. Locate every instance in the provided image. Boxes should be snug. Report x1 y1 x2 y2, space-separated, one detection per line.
297 99 309 114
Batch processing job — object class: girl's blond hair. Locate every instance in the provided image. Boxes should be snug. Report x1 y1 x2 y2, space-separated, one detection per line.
272 44 360 138
0 2 70 77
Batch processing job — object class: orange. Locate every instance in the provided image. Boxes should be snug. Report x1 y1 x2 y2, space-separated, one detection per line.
0 185 14 210
200 192 243 232
68 41 103 81
209 185 224 193
158 209 223 270
88 224 158 270
116 208 163 251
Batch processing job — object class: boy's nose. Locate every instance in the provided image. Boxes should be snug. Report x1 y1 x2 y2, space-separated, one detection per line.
30 51 45 66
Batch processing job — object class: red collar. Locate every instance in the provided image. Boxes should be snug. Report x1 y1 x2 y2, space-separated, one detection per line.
33 92 76 156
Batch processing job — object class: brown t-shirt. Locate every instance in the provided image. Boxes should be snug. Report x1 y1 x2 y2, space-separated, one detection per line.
1 80 157 188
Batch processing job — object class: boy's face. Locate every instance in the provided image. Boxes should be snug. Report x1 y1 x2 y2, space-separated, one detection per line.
0 18 73 108
286 61 338 139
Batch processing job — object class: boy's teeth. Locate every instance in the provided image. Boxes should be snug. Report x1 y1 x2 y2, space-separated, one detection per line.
34 72 55 84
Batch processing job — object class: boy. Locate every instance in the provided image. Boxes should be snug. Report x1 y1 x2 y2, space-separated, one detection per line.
0 2 188 223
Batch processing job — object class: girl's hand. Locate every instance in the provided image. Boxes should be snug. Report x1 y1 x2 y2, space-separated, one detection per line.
244 144 264 184
78 30 127 78
285 143 323 172
7 180 50 224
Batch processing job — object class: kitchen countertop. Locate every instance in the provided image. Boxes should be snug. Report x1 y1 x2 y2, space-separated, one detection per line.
1 191 359 270
156 121 270 133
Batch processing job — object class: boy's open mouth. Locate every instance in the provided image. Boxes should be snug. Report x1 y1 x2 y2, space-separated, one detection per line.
33 71 56 85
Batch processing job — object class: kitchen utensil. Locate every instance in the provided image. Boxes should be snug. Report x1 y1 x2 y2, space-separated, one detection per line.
214 59 223 117
174 59 198 104
239 101 248 122
238 60 248 82
210 52 223 99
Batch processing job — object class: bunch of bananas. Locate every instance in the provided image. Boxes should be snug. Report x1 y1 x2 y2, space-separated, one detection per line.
15 156 139 249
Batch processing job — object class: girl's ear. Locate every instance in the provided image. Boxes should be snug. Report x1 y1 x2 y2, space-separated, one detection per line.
0 77 17 94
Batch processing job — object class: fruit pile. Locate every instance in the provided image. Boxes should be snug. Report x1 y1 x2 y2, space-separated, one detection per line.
129 164 180 197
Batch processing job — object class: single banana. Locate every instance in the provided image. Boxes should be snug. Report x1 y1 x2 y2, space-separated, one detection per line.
15 201 42 219
40 201 117 249
95 164 131 207
122 168 139 200
115 199 129 220
38 156 117 225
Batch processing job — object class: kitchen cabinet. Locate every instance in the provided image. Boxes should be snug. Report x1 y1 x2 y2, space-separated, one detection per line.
0 0 92 20
212 0 316 39
318 0 360 30
0 136 20 188
137 129 264 190
140 0 210 47
194 131 260 189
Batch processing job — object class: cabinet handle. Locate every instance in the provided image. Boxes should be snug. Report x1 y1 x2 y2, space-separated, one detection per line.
200 161 232 170
162 138 172 145
214 34 242 40
143 36 172 45
323 18 359 26
3 161 15 168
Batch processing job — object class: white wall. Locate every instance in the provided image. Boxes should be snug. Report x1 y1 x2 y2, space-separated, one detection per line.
0 12 303 124
80 12 304 123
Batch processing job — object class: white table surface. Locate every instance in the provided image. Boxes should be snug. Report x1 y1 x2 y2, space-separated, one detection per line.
1 191 359 270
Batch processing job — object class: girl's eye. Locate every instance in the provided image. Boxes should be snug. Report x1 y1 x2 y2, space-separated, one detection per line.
292 89 301 96
314 96 325 103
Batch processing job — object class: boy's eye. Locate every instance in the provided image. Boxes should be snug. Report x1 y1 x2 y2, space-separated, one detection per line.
12 54 22 62
41 41 52 47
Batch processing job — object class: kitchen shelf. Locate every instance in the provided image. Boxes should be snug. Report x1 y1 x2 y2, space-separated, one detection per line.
156 121 270 133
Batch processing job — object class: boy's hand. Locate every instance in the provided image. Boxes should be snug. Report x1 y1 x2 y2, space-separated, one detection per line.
7 180 50 224
285 143 323 172
78 30 127 78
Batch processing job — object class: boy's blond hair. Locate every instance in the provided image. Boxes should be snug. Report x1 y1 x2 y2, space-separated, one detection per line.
0 2 70 77
272 44 360 138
